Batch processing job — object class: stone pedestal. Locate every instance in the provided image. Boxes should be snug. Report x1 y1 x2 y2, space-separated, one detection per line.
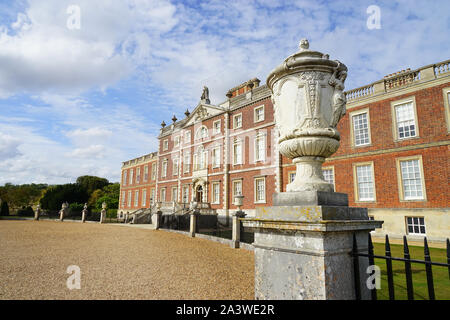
59 210 65 222
81 210 87 223
34 209 40 221
242 191 382 300
189 212 199 237
153 211 162 230
100 209 106 224
231 211 246 248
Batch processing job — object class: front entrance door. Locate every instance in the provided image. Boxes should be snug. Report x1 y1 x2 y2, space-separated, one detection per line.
196 185 203 203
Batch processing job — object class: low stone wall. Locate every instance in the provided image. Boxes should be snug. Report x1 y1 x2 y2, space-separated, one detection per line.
160 228 254 251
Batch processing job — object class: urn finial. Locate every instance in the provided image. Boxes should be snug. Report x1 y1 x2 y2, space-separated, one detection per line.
299 38 309 51
267 39 347 193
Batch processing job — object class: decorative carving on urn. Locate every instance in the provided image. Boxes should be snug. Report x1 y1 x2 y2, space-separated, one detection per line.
267 38 348 192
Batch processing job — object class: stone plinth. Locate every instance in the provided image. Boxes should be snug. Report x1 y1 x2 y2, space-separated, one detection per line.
231 211 246 248
242 191 383 300
189 212 199 237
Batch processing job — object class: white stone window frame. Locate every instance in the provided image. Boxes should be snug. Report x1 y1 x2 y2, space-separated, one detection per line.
212 146 221 168
396 155 427 202
349 108 372 147
142 189 147 207
322 166 336 192
123 170 128 186
194 146 207 171
405 216 426 236
161 159 168 178
144 165 149 182
174 136 181 148
232 139 243 166
254 132 266 162
173 158 179 176
163 139 169 151
134 190 139 207
352 161 377 203
182 185 189 203
232 179 243 199
254 105 265 123
171 187 178 202
151 162 157 180
160 188 166 202
195 125 209 140
127 191 132 207
254 176 266 204
443 87 450 133
121 191 126 207
183 152 191 173
129 169 134 185
213 120 221 135
233 113 243 129
391 96 419 141
150 188 156 204
136 167 141 184
184 131 191 144
212 182 220 204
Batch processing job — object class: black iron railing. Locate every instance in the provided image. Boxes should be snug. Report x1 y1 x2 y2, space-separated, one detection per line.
352 233 450 300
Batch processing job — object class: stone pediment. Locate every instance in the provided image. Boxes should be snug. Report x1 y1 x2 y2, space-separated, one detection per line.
183 103 224 127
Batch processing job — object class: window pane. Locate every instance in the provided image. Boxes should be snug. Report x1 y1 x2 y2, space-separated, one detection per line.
395 103 416 139
352 113 370 146
400 159 423 200
356 165 374 201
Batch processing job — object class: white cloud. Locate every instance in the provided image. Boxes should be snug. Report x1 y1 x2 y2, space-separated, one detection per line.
68 145 107 159
0 0 178 97
0 133 22 161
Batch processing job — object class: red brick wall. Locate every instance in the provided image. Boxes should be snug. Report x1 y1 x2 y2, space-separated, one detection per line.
119 158 157 211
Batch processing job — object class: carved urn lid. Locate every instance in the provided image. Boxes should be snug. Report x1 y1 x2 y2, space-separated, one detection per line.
266 38 347 92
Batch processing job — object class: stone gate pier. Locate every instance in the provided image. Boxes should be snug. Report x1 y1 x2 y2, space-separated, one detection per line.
242 192 381 299
242 39 382 300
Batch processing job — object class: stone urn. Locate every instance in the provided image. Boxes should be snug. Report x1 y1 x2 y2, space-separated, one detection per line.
234 195 244 211
100 202 107 224
34 204 41 221
81 203 88 223
59 202 68 221
267 38 347 192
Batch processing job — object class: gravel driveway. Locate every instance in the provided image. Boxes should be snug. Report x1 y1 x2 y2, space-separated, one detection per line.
0 220 254 300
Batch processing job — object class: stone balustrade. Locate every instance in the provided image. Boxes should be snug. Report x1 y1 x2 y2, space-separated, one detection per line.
435 59 450 77
384 69 421 90
345 58 449 104
345 84 374 102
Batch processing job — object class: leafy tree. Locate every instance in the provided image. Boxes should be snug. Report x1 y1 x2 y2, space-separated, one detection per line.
76 176 110 196
17 206 34 217
0 201 9 216
69 203 85 212
88 189 104 209
0 183 47 211
88 183 120 210
39 184 89 211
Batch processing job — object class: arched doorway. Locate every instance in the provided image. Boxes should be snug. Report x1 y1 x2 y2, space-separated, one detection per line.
195 185 203 203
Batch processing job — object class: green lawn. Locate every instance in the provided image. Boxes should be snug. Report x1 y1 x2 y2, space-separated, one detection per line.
372 242 450 300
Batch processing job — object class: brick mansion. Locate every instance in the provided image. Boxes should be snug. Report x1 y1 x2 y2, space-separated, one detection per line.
118 59 450 243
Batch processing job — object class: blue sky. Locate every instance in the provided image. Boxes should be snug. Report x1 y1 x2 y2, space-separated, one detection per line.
0 0 449 185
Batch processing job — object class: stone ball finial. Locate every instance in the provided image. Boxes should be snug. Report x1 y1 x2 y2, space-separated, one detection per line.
299 38 309 51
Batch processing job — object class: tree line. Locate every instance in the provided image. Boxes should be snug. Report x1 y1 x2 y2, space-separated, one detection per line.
0 176 119 216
